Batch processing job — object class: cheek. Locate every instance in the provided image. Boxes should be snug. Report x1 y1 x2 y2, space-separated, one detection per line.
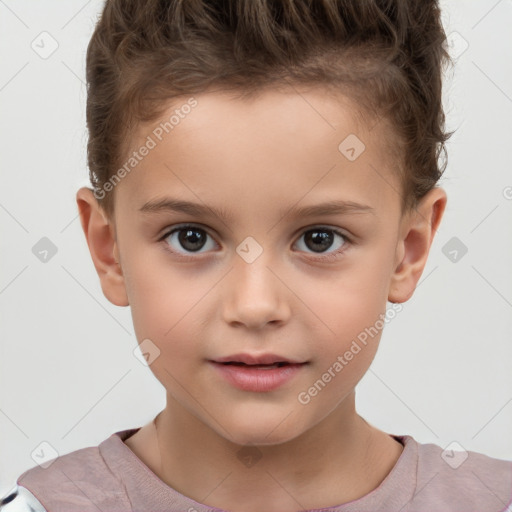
296 300 385 415
124 259 209 366
298 266 389 346
293 246 393 382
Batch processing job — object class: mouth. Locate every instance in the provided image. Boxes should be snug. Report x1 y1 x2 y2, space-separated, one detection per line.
208 353 309 392
218 361 294 369
211 352 307 366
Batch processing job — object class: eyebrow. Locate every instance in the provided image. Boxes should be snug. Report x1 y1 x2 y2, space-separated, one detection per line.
139 197 376 222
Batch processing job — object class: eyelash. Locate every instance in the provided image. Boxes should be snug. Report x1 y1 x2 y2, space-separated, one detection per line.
158 223 352 263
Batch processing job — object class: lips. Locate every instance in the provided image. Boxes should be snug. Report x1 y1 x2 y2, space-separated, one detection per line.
221 362 288 369
208 353 308 392
212 353 305 366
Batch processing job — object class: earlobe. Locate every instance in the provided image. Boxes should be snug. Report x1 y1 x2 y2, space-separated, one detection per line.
388 187 447 303
76 187 129 307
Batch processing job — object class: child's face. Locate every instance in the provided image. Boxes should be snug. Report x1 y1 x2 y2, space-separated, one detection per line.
82 86 444 446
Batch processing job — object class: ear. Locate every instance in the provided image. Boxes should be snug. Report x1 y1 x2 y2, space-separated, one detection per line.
388 187 447 303
76 187 129 307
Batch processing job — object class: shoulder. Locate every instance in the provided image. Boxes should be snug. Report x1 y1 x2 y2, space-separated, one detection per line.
1 439 132 511
406 436 512 511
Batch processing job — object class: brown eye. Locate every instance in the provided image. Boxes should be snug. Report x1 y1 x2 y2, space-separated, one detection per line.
162 224 217 255
303 229 335 252
294 227 350 261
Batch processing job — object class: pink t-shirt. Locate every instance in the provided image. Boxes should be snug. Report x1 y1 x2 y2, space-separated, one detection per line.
7 428 512 511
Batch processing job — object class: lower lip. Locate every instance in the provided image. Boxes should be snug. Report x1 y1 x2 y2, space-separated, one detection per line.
209 361 306 392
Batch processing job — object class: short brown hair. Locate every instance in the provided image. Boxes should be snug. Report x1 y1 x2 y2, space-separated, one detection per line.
86 0 454 217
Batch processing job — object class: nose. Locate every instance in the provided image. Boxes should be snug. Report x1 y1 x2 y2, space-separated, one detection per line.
221 251 291 330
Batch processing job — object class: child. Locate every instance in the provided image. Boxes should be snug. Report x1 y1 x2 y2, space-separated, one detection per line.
2 0 511 511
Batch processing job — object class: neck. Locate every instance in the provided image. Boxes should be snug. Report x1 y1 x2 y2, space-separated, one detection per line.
151 391 402 512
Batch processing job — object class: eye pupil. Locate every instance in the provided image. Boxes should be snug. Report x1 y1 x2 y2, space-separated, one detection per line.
305 230 333 253
178 228 206 251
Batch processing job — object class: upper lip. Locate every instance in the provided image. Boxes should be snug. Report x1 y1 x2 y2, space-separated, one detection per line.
211 353 306 365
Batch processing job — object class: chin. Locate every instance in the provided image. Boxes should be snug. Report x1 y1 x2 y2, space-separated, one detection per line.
219 411 307 447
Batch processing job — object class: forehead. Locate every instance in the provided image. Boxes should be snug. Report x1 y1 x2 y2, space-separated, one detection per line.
116 86 402 221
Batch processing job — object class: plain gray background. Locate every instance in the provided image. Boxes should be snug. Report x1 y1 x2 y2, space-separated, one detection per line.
1 0 511 495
